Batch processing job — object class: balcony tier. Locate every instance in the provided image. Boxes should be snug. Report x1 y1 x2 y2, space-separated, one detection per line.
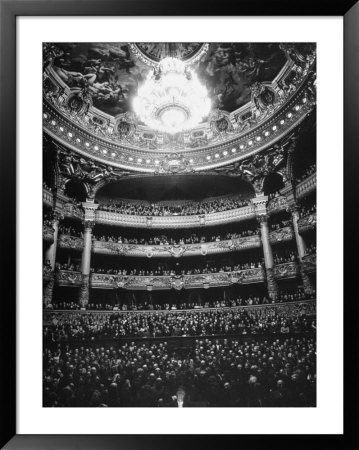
43 298 316 315
48 260 310 291
43 172 316 229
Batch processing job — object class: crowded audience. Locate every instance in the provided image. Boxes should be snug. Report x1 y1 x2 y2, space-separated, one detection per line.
296 163 316 183
43 336 316 407
97 196 251 217
43 300 316 341
299 203 316 218
93 228 259 246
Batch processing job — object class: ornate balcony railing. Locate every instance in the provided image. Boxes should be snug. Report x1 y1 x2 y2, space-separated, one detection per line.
52 262 315 291
302 254 316 273
269 226 294 244
274 262 300 279
92 235 261 258
298 213 316 233
95 205 256 229
43 223 54 242
55 268 267 290
56 270 82 286
57 234 84 250
296 172 316 199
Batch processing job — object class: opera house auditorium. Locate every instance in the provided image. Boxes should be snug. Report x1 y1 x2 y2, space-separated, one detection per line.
43 42 317 407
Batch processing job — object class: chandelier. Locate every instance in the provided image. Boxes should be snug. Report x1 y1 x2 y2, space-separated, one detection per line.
133 57 211 134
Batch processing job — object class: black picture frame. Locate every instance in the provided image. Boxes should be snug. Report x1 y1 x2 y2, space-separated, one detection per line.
1 1 357 448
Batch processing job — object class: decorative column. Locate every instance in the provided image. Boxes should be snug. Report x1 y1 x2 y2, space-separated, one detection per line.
252 195 278 301
281 179 315 295
79 201 98 308
291 206 315 295
43 210 62 306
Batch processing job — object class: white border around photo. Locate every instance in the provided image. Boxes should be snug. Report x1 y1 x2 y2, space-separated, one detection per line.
17 16 343 435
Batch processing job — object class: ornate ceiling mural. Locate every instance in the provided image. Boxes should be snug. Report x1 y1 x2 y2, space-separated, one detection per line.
45 42 287 117
43 42 316 173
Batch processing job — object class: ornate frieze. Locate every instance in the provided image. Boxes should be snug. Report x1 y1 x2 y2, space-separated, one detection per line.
92 236 261 258
269 226 294 243
274 262 300 279
297 213 316 233
55 270 82 286
55 268 267 291
58 234 84 250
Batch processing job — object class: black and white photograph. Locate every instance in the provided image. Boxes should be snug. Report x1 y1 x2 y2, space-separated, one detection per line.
42 42 317 408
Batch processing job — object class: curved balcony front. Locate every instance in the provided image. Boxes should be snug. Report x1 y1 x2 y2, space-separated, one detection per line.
43 172 316 230
51 261 305 291
92 235 261 258
95 204 256 229
54 268 266 290
269 226 294 244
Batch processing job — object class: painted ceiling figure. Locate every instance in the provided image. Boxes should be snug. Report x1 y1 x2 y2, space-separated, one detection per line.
46 42 287 117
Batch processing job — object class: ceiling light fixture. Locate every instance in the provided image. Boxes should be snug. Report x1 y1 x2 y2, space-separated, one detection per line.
133 57 211 134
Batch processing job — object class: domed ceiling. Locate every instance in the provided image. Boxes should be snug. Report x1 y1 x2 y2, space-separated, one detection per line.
47 42 287 118
43 42 316 174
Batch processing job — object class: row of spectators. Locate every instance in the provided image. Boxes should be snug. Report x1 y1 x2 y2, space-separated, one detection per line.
273 249 298 265
270 219 292 231
43 302 316 341
43 336 316 407
304 243 316 256
97 196 251 217
94 228 259 246
299 203 316 218
91 260 264 277
296 163 316 183
47 289 315 312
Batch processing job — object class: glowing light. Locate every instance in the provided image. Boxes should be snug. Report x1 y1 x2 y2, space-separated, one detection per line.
133 57 211 134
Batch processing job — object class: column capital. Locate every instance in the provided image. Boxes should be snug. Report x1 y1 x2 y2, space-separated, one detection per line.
82 201 99 225
251 195 268 218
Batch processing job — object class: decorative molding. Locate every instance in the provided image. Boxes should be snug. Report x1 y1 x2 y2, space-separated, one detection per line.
96 204 256 229
56 270 82 286
273 262 300 279
92 235 261 258
269 226 294 243
42 55 316 173
58 234 84 250
55 268 267 291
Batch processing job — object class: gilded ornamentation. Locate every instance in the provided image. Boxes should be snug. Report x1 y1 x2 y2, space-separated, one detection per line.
269 226 294 243
58 234 84 250
154 153 194 174
274 262 299 279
